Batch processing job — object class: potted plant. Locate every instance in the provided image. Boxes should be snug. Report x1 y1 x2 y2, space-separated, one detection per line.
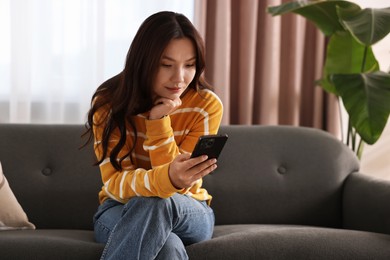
267 0 390 159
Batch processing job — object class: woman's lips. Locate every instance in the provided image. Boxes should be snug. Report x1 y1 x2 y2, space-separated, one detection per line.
166 87 182 93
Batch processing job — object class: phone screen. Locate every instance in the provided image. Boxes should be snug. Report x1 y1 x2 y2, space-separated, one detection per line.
190 134 228 159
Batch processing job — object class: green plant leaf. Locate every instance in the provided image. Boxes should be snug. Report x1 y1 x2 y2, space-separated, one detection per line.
267 0 360 36
338 6 390 45
331 71 390 144
319 31 379 94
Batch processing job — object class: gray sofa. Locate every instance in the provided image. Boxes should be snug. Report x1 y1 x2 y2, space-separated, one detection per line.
0 124 390 259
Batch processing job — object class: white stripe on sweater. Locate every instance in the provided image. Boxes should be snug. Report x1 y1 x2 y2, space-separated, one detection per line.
99 157 130 167
171 107 210 135
143 136 175 151
119 171 129 199
131 169 142 196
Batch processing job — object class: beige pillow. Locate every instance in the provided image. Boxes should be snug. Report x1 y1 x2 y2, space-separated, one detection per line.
0 162 35 230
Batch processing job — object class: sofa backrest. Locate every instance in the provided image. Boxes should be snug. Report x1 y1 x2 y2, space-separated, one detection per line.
0 124 101 230
0 124 360 230
205 125 360 228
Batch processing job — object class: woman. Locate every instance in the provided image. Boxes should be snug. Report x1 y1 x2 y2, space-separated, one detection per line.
84 11 223 260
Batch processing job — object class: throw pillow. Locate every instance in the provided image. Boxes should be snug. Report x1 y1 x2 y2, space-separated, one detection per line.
0 162 35 230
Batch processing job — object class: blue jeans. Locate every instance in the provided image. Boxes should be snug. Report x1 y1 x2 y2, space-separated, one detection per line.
93 194 215 260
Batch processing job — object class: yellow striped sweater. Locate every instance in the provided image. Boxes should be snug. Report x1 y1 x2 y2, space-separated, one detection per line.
93 87 223 205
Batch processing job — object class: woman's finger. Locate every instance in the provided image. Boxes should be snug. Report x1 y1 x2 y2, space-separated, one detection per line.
190 158 217 174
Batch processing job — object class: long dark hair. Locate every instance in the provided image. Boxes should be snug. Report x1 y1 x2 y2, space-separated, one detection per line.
83 11 212 171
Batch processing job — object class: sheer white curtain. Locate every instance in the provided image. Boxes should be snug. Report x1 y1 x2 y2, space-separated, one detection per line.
0 0 194 124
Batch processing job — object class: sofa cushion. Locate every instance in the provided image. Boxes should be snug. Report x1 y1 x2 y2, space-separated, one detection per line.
0 229 104 260
186 224 390 260
0 162 35 230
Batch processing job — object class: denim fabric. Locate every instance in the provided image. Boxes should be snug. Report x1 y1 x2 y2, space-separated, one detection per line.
93 194 215 260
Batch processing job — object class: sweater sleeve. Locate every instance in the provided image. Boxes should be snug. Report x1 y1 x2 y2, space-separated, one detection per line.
144 89 223 166
93 112 183 204
143 116 180 168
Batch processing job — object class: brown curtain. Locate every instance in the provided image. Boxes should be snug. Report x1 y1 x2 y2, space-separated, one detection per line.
194 0 341 138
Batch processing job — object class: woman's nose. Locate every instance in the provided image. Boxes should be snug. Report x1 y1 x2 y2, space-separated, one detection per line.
171 67 185 83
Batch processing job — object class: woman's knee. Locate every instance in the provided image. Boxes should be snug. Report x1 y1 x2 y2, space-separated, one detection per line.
122 196 174 216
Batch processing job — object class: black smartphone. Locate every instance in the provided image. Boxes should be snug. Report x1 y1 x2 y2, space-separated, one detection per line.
190 134 228 159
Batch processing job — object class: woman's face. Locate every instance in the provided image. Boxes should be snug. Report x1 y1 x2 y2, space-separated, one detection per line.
152 37 196 100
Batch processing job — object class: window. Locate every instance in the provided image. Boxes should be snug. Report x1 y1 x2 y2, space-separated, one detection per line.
0 0 194 123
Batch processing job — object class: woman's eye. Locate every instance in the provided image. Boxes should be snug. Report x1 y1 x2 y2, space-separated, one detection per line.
186 63 195 68
161 64 172 67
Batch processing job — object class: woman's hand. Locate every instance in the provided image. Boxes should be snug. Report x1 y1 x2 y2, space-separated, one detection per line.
148 96 182 120
168 154 217 189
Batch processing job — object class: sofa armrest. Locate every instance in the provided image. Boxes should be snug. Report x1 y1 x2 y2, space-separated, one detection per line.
343 172 390 235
